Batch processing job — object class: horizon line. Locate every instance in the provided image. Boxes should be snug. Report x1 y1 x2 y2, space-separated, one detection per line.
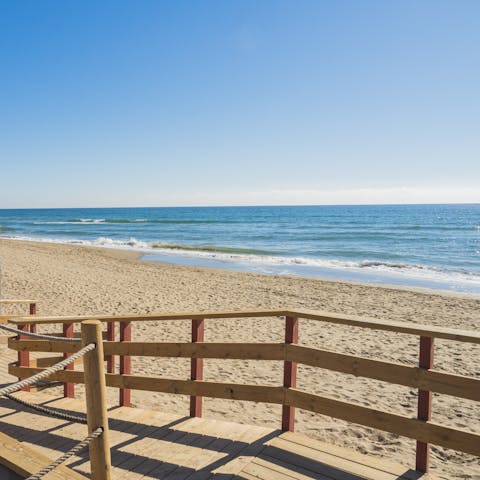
0 201 479 211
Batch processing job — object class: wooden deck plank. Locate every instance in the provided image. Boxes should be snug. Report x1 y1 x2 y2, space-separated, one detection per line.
131 428 218 478
161 430 223 480
0 383 445 480
0 431 88 480
160 418 243 479
209 428 279 478
254 455 346 480
263 437 400 480
183 424 276 480
112 418 195 479
280 433 427 480
101 412 192 479
241 461 306 480
243 457 333 480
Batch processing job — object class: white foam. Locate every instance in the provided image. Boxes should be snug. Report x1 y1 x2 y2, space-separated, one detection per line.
3 234 480 291
34 219 106 225
33 218 150 225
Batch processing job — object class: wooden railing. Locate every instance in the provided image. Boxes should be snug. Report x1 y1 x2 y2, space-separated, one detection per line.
0 299 37 393
0 299 37 323
6 308 480 474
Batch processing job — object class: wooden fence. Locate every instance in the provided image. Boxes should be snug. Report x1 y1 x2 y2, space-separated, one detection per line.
6 308 480 474
0 299 37 392
1 307 112 479
0 299 37 323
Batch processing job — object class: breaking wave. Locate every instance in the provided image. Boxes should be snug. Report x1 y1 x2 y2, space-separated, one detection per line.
2 234 479 291
34 218 233 225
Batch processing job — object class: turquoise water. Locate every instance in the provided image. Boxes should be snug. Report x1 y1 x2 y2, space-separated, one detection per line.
0 205 479 293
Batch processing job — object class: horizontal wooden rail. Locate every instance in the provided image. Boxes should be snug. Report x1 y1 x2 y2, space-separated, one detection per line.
8 308 480 343
8 338 81 353
9 338 480 402
286 345 480 402
105 342 286 360
8 362 480 457
0 314 30 324
1 299 37 325
33 356 84 368
0 299 37 304
283 389 480 457
8 309 286 325
288 309 480 344
8 363 285 403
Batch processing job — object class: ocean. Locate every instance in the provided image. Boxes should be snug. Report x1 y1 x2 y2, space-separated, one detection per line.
0 204 479 294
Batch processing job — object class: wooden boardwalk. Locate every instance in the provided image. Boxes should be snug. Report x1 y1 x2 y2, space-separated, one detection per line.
0 392 435 480
0 339 436 480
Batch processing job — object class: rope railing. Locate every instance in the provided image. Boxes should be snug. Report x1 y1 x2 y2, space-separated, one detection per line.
5 392 88 424
0 320 111 479
25 427 103 480
0 323 89 423
0 323 81 342
0 343 94 396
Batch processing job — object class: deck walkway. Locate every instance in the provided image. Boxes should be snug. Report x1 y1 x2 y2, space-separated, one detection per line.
0 339 435 480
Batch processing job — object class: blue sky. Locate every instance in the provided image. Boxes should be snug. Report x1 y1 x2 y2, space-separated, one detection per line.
0 0 479 207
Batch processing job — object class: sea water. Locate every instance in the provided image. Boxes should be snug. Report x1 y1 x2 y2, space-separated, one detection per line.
0 204 479 294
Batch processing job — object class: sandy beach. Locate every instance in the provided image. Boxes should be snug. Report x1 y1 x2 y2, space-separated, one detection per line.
0 238 479 479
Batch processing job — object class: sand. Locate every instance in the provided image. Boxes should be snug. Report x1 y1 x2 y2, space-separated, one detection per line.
0 238 479 479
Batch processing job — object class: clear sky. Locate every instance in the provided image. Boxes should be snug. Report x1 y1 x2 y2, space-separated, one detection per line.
0 0 479 207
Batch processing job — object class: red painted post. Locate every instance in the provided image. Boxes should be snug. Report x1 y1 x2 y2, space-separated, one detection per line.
17 324 30 391
106 321 115 374
18 303 37 391
190 318 205 417
120 321 132 407
416 336 434 472
63 323 75 398
29 303 37 334
282 315 298 431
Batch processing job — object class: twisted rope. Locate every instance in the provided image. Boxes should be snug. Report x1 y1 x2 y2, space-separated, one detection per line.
5 393 88 424
25 427 103 480
0 323 81 342
0 326 105 479
34 379 65 388
0 343 95 396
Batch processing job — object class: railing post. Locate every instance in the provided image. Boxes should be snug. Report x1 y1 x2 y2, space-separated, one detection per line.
282 315 298 431
29 303 36 334
17 324 30 391
416 336 434 472
17 304 37 390
63 323 75 398
106 322 115 374
81 320 112 480
190 318 204 417
119 321 132 407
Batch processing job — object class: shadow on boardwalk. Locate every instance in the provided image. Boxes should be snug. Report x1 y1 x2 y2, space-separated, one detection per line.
0 394 427 480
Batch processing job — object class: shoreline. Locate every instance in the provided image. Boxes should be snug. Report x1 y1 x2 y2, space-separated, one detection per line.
2 236 479 298
140 253 480 301
1 238 479 479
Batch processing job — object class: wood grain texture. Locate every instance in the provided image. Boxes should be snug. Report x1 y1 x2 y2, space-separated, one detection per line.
81 320 112 480
284 389 480 457
8 308 480 344
9 339 479 401
8 362 480 457
0 431 89 479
